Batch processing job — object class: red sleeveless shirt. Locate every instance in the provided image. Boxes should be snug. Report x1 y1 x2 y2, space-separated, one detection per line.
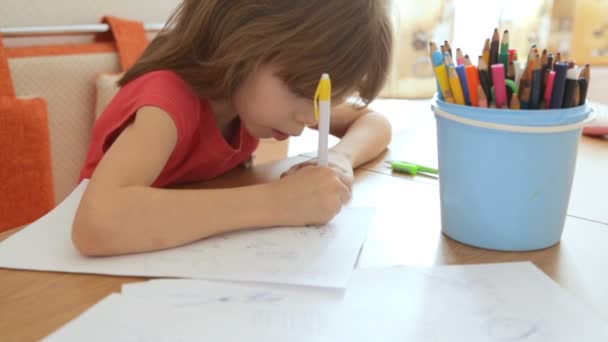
80 70 259 187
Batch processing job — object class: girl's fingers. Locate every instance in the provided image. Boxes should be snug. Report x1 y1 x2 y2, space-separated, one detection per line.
282 162 352 192
335 172 353 190
281 162 317 178
336 180 352 204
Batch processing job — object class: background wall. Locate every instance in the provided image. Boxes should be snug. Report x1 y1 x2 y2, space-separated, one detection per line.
1 0 605 102
0 0 179 26
0 0 179 47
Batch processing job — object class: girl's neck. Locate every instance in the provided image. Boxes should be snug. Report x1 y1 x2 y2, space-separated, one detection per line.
209 99 240 142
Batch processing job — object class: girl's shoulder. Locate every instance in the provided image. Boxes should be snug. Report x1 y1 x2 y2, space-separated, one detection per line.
117 70 201 111
123 70 194 96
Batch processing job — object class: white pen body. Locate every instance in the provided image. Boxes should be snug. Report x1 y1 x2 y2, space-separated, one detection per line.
317 100 331 167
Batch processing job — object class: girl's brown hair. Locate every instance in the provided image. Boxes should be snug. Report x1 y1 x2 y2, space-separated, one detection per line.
120 0 393 105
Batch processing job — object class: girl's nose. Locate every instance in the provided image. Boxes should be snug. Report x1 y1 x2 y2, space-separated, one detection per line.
295 111 317 127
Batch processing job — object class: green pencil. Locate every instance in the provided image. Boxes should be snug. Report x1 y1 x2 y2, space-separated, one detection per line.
499 30 510 75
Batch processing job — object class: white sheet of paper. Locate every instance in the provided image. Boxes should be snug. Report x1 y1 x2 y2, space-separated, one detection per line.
45 262 608 342
0 180 373 288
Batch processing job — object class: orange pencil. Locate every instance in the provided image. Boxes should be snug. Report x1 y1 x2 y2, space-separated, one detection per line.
464 54 473 66
465 65 480 107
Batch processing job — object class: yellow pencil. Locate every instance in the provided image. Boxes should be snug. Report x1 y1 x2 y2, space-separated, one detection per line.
448 65 465 105
482 38 491 69
434 64 455 103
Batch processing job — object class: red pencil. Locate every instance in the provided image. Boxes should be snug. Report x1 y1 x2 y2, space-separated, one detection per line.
544 70 556 106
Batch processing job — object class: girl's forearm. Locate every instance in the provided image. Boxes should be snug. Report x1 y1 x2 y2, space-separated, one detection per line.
330 112 392 168
72 183 281 256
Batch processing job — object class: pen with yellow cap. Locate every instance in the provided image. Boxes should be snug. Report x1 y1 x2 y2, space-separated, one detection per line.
314 73 331 167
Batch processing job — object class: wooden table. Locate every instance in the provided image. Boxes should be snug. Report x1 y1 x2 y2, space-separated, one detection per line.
1 99 607 341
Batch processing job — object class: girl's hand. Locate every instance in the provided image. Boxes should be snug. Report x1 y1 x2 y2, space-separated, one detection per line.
274 163 351 227
281 151 354 191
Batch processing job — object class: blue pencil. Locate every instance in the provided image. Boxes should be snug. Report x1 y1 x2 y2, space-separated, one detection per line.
550 62 569 109
455 65 471 106
429 42 444 100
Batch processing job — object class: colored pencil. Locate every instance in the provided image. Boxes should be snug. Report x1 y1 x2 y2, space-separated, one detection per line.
490 28 500 67
455 65 471 105
498 30 510 74
432 50 454 103
448 65 466 105
530 54 542 109
456 48 465 65
563 67 581 108
444 40 452 57
482 38 491 69
478 56 493 103
477 84 488 108
465 65 480 107
464 54 473 66
550 62 569 109
578 64 590 105
430 42 443 100
510 93 521 110
491 64 508 108
544 70 556 108
519 65 532 109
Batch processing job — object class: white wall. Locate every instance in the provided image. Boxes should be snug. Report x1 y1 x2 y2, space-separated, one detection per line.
0 0 180 26
0 0 181 46
1 0 605 103
588 68 607 104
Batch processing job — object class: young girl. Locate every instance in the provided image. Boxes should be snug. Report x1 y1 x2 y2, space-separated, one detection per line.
73 0 394 256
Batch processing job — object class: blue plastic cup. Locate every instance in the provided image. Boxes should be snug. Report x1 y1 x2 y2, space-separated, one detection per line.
431 95 596 251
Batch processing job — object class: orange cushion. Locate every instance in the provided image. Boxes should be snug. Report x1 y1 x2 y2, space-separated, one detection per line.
0 97 54 231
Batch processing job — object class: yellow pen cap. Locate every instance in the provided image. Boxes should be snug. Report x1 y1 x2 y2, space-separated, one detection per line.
314 73 331 120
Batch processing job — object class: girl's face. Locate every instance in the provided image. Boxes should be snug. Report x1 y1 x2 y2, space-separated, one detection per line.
233 65 317 141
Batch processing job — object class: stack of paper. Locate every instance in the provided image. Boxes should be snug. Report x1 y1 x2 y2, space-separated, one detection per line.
2 182 607 341
0 181 374 288
44 262 608 341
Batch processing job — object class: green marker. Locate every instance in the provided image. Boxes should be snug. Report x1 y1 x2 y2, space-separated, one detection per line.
390 161 439 176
